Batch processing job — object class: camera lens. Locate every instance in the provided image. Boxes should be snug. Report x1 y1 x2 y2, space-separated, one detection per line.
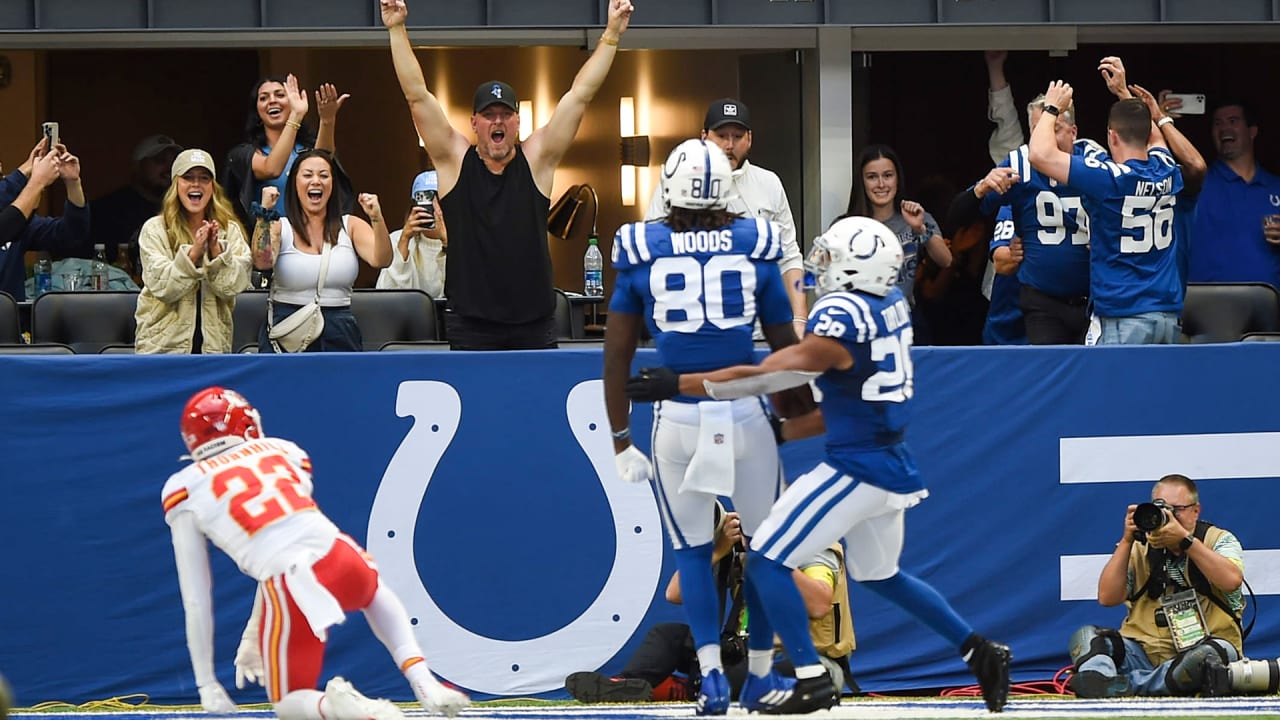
1133 502 1167 533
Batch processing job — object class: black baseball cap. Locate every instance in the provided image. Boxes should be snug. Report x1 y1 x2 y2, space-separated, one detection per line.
704 98 750 131
473 80 519 113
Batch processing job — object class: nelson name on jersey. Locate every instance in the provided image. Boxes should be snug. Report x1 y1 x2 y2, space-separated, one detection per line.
1135 177 1176 197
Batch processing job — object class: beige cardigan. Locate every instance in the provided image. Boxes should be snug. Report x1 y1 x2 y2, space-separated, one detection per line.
134 216 252 354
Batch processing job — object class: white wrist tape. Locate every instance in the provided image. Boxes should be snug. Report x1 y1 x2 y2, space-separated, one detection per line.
704 370 820 400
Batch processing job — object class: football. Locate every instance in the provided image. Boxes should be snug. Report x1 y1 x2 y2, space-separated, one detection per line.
768 384 817 419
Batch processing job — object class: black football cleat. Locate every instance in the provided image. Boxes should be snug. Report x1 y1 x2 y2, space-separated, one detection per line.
965 637 1012 712
758 673 838 715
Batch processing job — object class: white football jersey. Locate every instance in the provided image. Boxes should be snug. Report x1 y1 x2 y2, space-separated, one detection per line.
161 437 340 580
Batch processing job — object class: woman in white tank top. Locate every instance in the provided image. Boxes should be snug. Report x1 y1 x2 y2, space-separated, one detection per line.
250 149 392 351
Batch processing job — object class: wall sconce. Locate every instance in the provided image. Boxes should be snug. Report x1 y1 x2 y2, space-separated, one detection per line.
619 96 650 207
519 100 533 142
547 184 599 243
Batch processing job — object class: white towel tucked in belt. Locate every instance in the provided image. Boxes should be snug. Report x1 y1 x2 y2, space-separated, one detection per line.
286 560 347 641
680 400 735 496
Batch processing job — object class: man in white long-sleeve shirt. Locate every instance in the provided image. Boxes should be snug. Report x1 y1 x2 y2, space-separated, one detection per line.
645 99 807 336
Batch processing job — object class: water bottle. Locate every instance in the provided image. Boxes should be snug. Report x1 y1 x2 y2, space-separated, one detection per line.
583 236 604 297
33 254 52 297
90 243 109 291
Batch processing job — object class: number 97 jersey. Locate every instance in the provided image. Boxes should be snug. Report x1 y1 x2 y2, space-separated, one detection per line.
806 287 916 462
609 217 792 374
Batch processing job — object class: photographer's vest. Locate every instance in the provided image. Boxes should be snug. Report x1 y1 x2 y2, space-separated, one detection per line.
1120 523 1243 665
810 543 856 659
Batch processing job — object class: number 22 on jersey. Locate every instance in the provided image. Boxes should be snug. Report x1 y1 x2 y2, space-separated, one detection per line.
212 454 315 535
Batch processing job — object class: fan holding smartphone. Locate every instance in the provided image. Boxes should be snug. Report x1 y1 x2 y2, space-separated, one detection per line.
375 169 448 297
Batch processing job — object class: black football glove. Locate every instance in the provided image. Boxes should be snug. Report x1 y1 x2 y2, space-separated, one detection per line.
626 367 681 402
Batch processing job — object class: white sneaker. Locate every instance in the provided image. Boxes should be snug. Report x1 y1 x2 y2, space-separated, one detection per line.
324 677 406 720
411 678 470 717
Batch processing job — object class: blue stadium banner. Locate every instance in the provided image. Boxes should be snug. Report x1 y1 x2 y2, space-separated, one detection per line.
0 345 1276 704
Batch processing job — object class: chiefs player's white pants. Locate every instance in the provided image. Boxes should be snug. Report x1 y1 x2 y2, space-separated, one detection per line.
753 461 928 581
649 396 784 549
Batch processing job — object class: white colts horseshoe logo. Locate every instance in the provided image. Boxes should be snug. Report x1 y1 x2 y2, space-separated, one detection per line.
368 380 662 695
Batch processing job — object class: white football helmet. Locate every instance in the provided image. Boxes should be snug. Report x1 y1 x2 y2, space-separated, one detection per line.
660 139 732 211
806 216 904 297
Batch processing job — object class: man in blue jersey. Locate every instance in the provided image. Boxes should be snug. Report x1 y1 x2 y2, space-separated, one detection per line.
984 207 1027 345
1029 81 1184 345
976 96 1100 344
602 138 803 715
626 216 1013 715
1096 57 1207 300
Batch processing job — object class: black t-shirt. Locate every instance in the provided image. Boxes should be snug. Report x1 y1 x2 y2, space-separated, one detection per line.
439 146 553 324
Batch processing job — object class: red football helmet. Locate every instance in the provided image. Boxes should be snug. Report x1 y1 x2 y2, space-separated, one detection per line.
181 387 264 460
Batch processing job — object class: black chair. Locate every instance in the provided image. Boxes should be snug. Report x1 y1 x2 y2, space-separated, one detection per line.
99 343 136 354
1242 332 1280 342
350 289 438 350
380 340 451 351
0 342 74 355
31 291 138 353
1181 282 1280 343
554 288 586 340
0 291 20 344
233 290 269 354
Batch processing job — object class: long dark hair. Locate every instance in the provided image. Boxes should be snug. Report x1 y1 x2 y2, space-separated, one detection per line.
843 143 905 219
244 76 317 149
284 149 346 247
664 207 742 232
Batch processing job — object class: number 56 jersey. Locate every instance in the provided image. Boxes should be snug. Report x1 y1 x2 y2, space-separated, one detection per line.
161 438 340 580
609 217 792 375
805 287 923 493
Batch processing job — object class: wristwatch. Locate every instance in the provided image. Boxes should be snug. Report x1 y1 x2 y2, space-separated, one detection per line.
1043 104 1061 117
1179 535 1194 552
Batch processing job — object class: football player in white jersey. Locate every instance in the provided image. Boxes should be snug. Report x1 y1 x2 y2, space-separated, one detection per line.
628 217 1012 714
162 387 468 720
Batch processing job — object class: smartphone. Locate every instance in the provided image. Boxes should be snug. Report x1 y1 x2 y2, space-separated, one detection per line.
41 121 59 151
413 189 437 230
1165 93 1206 116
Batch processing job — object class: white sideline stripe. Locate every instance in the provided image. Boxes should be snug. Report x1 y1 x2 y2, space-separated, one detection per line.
1059 432 1280 484
1060 549 1280 601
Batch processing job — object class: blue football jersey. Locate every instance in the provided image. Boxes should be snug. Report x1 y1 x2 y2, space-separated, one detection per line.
609 216 791 376
980 140 1104 299
1068 146 1185 317
805 287 922 492
984 207 1027 345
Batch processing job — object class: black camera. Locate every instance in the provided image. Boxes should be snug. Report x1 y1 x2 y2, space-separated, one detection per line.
1133 499 1170 542
720 629 748 667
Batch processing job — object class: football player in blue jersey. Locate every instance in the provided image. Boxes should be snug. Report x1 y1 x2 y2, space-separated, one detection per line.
626 216 1013 714
602 138 803 715
1029 81 1185 344
976 96 1103 344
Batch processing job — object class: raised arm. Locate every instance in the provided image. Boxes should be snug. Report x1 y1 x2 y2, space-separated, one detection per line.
382 0 470 184
1028 81 1074 185
523 0 634 190
985 51 1024 163
350 193 394 268
1132 84 1207 195
314 83 349 153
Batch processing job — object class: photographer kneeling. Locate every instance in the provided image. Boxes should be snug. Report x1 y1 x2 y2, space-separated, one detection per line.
1069 474 1245 697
